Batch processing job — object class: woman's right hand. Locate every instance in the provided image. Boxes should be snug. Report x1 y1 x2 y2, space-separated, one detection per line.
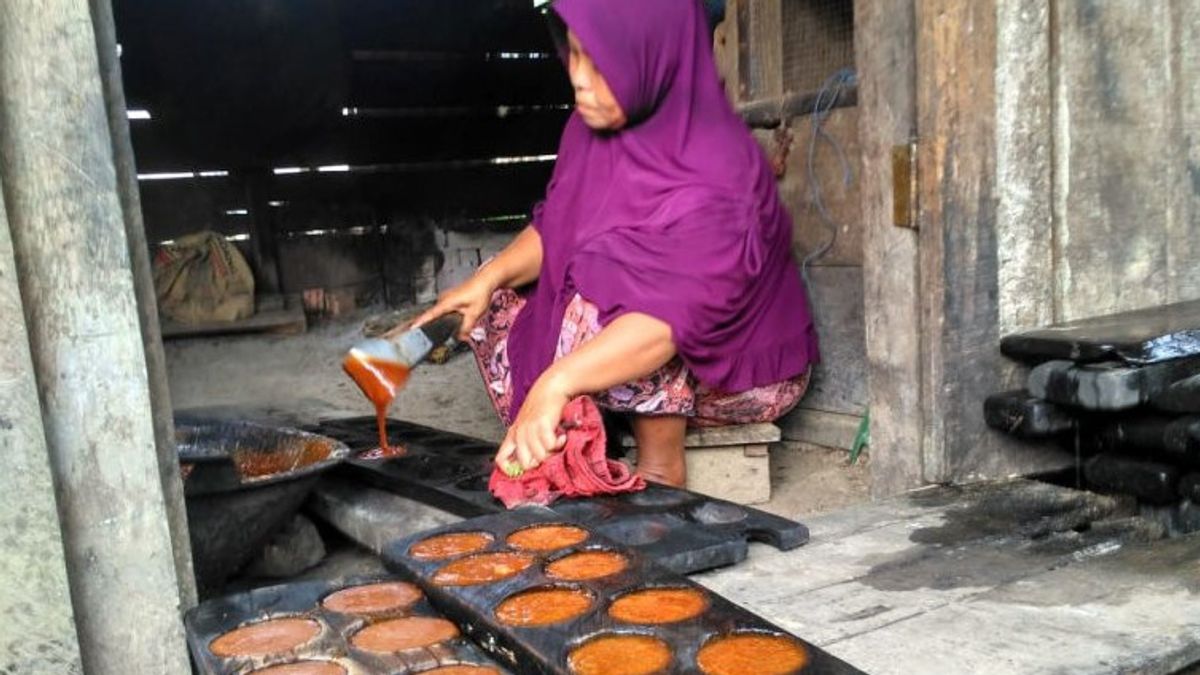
407 271 498 341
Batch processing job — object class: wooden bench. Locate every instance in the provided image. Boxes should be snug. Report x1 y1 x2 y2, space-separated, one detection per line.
621 423 781 505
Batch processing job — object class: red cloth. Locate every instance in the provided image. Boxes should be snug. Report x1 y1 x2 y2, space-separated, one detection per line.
488 396 646 508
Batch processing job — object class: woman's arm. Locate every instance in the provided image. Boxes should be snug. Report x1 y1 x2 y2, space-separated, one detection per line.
496 312 677 470
475 225 543 291
410 226 543 338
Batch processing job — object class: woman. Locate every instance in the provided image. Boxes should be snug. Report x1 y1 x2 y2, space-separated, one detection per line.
412 0 818 488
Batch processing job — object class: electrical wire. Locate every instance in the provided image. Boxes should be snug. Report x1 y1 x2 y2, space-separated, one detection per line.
799 67 857 289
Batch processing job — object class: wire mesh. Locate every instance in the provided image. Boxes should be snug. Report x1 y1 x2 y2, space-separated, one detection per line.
781 0 855 95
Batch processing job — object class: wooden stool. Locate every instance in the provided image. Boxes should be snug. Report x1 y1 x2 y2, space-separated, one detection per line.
621 423 780 505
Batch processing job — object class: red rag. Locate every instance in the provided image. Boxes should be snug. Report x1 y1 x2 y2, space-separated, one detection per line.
488 396 646 508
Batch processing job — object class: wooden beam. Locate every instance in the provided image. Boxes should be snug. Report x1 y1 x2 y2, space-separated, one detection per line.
854 0 924 497
0 0 191 670
915 0 1072 483
91 0 197 608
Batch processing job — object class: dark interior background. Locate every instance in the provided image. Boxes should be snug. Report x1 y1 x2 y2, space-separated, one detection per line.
114 0 727 305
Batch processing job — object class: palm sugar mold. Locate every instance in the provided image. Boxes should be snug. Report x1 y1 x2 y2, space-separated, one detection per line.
313 416 809 574
384 508 864 675
185 574 510 675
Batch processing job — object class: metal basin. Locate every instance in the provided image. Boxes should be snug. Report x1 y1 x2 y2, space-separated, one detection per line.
175 416 351 596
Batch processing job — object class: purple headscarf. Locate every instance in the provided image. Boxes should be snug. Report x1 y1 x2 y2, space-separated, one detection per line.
505 0 819 418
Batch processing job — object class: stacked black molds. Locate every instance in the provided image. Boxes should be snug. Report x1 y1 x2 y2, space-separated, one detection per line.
312 416 809 575
988 299 1200 532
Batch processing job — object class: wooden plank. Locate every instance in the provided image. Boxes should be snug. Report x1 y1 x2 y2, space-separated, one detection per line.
1053 1 1174 321
803 266 867 416
160 306 307 339
777 408 863 450
916 0 1072 484
782 106 863 267
853 0 924 497
995 0 1055 337
1172 3 1200 305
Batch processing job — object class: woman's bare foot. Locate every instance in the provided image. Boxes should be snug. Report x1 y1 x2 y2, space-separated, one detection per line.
631 414 687 487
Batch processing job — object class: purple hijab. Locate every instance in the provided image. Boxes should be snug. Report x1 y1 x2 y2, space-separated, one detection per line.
505 0 819 418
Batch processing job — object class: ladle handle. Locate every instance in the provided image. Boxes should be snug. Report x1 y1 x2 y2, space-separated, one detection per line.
419 311 464 348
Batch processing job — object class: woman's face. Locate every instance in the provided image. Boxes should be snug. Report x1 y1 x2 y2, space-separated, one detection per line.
566 29 627 131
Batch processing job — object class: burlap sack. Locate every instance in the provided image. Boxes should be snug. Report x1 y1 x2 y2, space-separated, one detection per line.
153 231 255 324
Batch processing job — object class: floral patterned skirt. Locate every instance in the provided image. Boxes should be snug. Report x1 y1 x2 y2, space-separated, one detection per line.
468 289 809 427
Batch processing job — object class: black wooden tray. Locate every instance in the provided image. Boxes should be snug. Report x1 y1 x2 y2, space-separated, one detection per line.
312 416 809 575
383 508 864 675
185 574 510 674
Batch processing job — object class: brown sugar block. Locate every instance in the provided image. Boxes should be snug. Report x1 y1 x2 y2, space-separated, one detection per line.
568 635 672 675
321 581 422 617
409 532 494 560
696 633 808 675
545 551 629 581
506 525 589 552
431 552 535 587
209 617 321 658
495 587 594 627
608 587 708 624
350 616 459 653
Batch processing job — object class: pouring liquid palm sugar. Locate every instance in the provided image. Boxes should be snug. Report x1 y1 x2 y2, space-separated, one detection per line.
342 351 410 457
343 313 462 458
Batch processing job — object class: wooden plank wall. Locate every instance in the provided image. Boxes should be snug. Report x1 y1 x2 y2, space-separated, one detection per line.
911 0 1200 485
853 0 924 496
723 0 868 449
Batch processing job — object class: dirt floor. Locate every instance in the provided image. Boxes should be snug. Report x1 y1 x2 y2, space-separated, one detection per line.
164 304 870 517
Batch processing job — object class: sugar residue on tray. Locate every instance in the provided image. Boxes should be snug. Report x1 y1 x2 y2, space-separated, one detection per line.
350 616 459 653
321 581 422 617
410 532 494 560
209 617 321 658
431 552 535 586
545 551 629 581
696 633 808 675
567 634 672 675
247 661 346 675
505 524 589 552
608 587 708 624
494 587 594 627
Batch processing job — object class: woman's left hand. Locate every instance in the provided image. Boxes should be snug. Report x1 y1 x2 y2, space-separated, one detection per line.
495 374 571 474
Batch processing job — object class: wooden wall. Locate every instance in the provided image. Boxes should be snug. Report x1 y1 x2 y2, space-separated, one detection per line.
857 0 1200 494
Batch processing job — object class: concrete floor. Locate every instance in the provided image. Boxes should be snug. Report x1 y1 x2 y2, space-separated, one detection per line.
165 306 871 517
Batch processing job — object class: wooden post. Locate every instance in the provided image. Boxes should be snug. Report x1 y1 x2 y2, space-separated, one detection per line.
0 0 192 671
854 0 925 496
0 181 85 673
89 0 198 609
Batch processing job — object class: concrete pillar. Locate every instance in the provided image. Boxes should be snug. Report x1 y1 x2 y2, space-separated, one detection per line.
0 1 191 672
0 182 84 674
89 0 198 609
